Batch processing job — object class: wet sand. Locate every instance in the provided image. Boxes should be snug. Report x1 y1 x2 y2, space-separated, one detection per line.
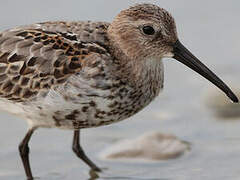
0 0 240 179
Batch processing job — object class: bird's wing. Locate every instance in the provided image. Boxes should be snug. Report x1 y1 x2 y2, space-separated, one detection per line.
0 21 110 102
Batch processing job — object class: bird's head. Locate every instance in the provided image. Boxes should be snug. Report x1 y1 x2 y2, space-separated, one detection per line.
108 4 177 60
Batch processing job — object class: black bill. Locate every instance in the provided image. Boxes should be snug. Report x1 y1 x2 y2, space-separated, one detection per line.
173 40 238 103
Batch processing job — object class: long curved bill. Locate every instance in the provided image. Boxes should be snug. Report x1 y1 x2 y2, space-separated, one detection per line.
173 40 239 103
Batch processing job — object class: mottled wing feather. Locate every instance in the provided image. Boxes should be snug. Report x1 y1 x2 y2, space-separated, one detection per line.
0 21 110 102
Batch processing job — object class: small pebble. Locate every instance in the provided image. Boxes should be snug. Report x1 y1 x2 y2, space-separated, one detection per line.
100 131 190 162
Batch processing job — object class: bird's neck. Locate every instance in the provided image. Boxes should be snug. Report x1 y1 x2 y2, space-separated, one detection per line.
108 39 164 94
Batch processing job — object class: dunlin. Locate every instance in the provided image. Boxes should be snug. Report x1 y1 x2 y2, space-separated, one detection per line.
0 3 238 179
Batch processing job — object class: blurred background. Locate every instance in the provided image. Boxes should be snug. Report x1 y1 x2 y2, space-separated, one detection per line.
0 0 239 179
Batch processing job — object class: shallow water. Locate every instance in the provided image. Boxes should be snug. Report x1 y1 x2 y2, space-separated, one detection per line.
0 0 240 180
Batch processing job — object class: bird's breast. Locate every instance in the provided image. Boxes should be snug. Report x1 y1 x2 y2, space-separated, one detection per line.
22 59 164 129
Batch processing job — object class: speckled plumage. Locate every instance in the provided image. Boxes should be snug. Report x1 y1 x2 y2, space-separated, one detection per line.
0 5 169 129
1 4 238 179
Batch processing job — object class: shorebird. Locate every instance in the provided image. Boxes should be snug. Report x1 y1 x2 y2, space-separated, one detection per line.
0 3 238 179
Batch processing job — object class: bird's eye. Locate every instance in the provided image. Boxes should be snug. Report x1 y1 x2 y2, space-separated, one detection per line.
142 26 155 35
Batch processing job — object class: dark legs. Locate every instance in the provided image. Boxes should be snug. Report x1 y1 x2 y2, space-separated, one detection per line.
18 128 100 179
18 128 36 180
72 130 101 172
